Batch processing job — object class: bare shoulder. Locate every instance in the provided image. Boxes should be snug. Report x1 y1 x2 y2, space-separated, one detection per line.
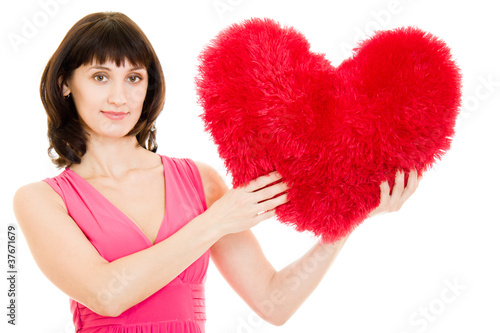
12 181 68 238
13 181 66 215
192 161 229 208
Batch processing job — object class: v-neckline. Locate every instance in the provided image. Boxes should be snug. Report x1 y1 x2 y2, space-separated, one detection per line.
65 155 168 246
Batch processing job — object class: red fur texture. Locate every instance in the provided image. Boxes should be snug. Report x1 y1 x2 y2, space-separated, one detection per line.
196 18 462 242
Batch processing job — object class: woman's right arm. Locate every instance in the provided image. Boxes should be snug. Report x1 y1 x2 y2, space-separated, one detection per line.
12 172 287 317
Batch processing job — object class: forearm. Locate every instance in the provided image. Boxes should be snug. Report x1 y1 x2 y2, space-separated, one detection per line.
90 213 221 316
263 235 350 325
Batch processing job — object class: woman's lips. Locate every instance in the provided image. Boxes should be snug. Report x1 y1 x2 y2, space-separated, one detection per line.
101 111 128 120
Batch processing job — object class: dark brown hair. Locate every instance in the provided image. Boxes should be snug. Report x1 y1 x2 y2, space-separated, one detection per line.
40 12 165 168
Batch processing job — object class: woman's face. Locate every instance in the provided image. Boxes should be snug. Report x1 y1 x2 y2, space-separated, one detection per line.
63 58 148 140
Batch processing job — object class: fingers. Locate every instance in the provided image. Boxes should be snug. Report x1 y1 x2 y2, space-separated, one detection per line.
246 171 282 192
242 171 289 203
371 169 420 219
256 180 288 202
258 190 288 211
379 180 390 208
253 192 288 223
209 171 290 235
252 179 289 219
238 171 290 217
396 169 419 210
389 170 405 211
368 180 390 218
255 208 277 223
387 169 420 212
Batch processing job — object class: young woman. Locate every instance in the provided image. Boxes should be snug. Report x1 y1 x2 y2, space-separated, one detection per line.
13 12 420 333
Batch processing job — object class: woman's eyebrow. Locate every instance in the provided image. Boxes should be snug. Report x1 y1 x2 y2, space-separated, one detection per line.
86 65 146 71
87 65 110 71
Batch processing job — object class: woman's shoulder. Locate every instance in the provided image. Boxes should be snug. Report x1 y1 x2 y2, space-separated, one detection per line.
191 160 223 185
190 160 229 208
14 180 60 199
12 181 68 246
13 181 67 217
192 160 217 176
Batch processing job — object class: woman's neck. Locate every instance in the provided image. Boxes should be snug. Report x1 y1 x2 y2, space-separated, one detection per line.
70 134 158 179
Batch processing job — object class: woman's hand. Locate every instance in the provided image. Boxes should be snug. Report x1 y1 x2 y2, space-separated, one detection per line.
369 169 421 218
205 171 289 236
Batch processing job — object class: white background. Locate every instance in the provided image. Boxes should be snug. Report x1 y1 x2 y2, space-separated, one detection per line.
1 0 499 332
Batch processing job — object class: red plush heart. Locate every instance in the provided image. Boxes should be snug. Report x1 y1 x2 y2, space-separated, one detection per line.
196 18 461 242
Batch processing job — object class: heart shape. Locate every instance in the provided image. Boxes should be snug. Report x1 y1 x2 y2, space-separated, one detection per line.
196 18 461 242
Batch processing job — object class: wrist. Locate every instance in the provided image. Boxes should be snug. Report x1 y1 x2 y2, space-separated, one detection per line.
192 210 225 245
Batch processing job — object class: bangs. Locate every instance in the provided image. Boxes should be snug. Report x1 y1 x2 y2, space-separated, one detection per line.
65 12 152 69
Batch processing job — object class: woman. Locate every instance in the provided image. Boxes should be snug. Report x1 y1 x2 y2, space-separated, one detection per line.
13 12 420 332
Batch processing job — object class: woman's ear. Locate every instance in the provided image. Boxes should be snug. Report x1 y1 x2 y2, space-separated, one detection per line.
58 76 71 97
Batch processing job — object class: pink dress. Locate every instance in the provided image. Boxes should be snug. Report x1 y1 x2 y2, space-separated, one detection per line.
43 155 209 333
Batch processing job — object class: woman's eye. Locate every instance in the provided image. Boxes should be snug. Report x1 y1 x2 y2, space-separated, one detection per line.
128 76 142 83
93 74 107 82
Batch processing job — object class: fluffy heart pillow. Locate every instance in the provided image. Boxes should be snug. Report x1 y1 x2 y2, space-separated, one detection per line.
196 18 461 242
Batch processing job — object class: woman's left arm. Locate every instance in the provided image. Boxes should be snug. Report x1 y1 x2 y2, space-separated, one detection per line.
196 162 420 326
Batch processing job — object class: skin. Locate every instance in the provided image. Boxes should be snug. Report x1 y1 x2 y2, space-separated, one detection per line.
13 59 420 325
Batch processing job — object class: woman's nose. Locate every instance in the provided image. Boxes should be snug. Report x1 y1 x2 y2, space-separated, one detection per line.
107 82 127 106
